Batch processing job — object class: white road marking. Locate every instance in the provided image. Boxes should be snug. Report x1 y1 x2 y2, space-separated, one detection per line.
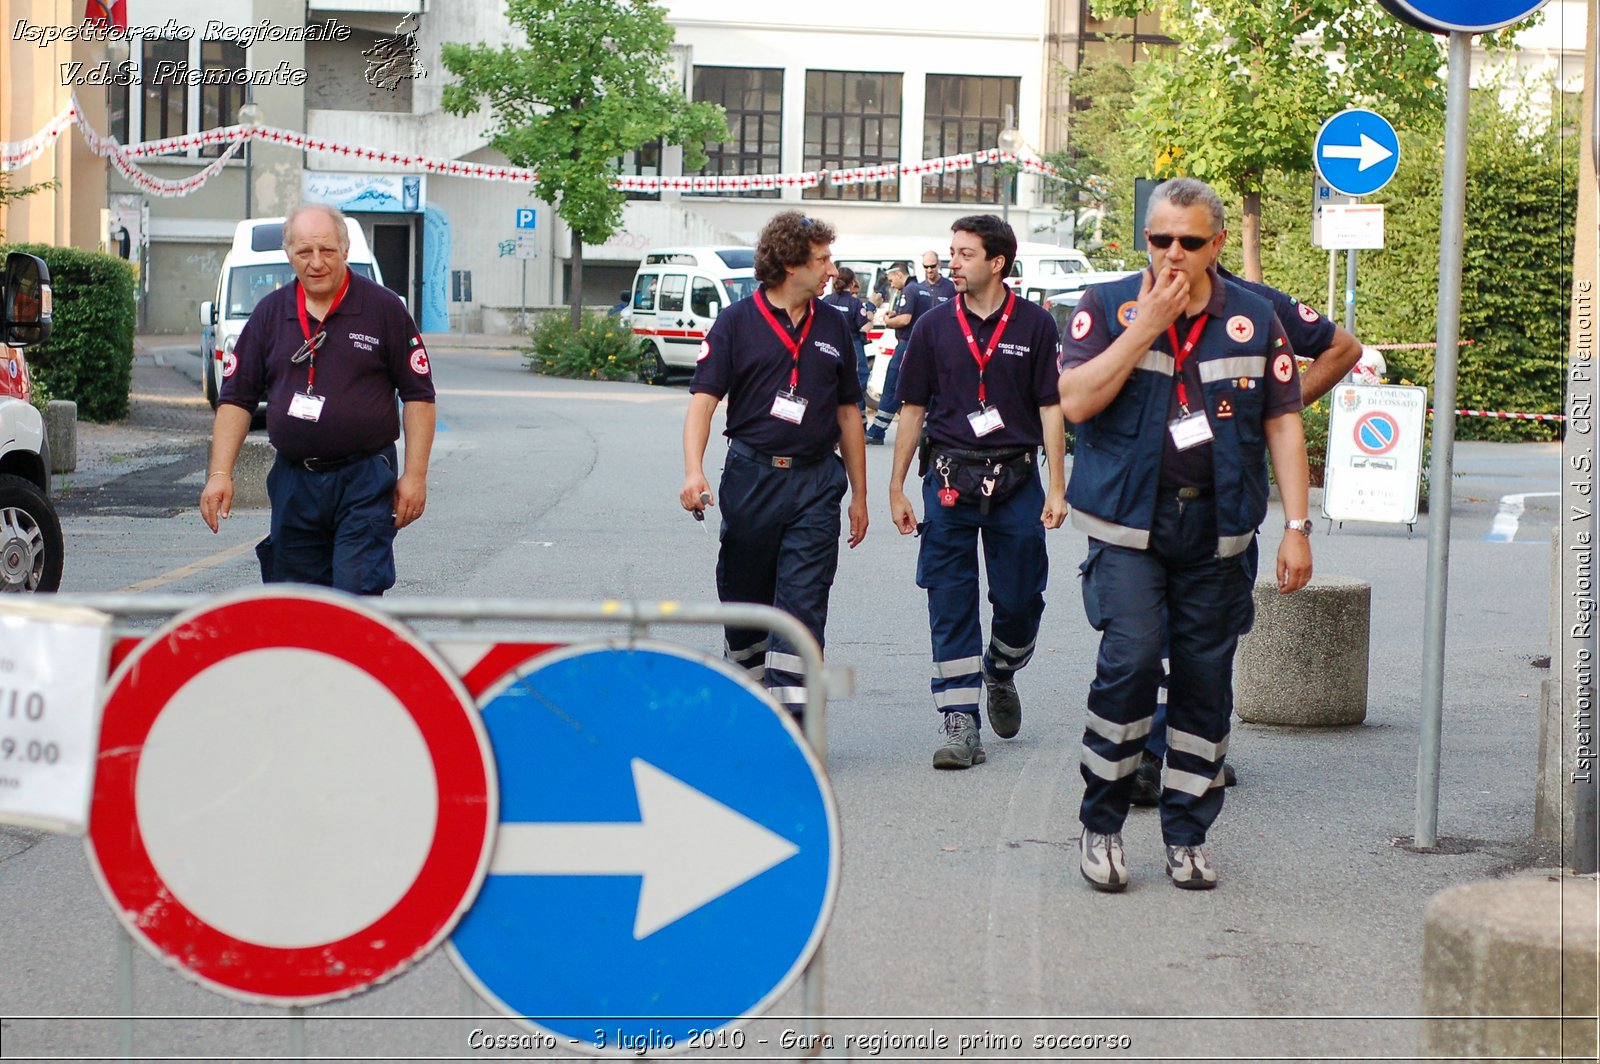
1483 492 1559 542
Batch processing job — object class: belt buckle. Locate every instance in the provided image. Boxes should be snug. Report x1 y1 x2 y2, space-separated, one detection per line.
1177 486 1202 500
772 456 793 469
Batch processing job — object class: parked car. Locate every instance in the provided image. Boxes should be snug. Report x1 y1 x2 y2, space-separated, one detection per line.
626 247 758 384
198 217 384 408
0 252 62 592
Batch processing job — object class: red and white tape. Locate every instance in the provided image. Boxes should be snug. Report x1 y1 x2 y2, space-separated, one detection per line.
1438 409 1565 421
4 95 1059 197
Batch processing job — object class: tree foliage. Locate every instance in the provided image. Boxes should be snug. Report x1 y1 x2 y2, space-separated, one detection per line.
1082 0 1452 278
0 172 58 242
440 0 727 324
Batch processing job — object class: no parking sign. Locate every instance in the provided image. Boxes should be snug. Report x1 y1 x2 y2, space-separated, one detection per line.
1323 384 1429 524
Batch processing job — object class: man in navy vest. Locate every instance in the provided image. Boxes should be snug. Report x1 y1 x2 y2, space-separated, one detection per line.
681 211 869 722
1058 177 1313 892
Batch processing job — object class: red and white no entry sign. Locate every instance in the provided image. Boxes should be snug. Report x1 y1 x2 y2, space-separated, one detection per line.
86 588 497 1005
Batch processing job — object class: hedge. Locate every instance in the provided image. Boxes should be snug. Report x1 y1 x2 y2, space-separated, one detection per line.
1 243 136 422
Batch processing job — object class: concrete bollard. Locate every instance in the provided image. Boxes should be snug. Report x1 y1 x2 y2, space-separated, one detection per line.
1421 874 1598 1062
1235 575 1370 726
43 400 76 474
229 437 275 509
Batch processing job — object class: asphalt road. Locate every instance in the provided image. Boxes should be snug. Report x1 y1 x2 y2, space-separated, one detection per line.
0 341 1566 1061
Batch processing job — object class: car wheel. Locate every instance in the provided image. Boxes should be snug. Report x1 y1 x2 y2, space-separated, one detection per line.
0 474 64 593
638 344 669 386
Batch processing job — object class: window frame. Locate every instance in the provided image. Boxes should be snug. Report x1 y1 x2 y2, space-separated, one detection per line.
921 73 1021 206
688 65 784 200
802 70 903 203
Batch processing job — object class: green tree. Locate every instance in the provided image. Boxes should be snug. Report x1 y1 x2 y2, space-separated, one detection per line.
440 0 727 327
1090 0 1451 280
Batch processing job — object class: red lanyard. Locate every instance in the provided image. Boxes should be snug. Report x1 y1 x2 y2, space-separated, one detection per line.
752 290 815 392
1167 313 1209 412
952 289 1017 406
294 272 351 392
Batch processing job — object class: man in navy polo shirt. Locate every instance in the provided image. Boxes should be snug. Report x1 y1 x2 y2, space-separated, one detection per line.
200 202 436 595
681 211 868 722
916 249 957 308
864 262 924 445
886 214 1068 770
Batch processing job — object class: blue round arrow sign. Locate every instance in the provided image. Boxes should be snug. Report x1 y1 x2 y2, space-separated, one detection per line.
450 641 840 1055
1377 0 1548 35
1315 110 1401 198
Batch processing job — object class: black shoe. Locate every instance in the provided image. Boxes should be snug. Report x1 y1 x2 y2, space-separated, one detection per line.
1223 762 1238 787
864 431 886 446
984 675 1021 739
1129 751 1161 807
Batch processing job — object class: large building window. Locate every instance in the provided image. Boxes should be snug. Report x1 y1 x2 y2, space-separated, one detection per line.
690 66 783 199
1079 0 1173 67
802 70 902 202
922 74 1019 205
141 37 189 149
619 140 662 201
199 40 247 157
108 82 129 144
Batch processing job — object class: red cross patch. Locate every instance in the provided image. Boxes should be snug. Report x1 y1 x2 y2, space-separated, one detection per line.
1226 315 1255 343
1070 309 1093 341
410 349 430 376
1273 353 1294 383
221 352 237 378
1297 301 1320 324
697 340 711 362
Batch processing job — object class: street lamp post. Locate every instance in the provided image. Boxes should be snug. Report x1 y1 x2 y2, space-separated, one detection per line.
237 90 263 218
997 125 1021 229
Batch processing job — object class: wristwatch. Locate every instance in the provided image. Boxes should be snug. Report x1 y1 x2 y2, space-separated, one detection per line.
1285 518 1314 536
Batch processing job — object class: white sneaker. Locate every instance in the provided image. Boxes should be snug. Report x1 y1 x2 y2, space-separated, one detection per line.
1165 844 1218 890
1078 830 1129 892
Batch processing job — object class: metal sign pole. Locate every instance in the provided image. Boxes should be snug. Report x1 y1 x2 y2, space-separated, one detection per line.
1415 30 1473 848
1345 246 1358 334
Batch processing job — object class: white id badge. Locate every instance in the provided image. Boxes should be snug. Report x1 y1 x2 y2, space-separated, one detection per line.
967 405 1005 437
1168 410 1214 451
288 391 326 422
770 391 808 424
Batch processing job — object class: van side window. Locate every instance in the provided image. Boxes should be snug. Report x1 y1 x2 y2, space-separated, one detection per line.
633 273 658 311
659 273 687 314
690 278 721 318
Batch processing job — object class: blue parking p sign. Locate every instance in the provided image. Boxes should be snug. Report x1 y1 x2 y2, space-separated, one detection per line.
515 208 537 229
449 641 839 1054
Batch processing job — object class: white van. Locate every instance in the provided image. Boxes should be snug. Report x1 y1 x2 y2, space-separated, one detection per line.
198 217 383 406
1007 241 1131 304
627 247 758 384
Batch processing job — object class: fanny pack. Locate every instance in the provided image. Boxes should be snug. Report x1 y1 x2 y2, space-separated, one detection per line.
931 446 1035 514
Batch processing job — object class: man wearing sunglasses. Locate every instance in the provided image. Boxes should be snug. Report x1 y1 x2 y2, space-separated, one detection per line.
201 203 436 595
1058 177 1313 892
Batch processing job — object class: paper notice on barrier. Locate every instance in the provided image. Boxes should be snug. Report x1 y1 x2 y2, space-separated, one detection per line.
0 600 112 834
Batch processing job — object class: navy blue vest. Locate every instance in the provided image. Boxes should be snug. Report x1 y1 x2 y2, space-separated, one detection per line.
1067 273 1281 557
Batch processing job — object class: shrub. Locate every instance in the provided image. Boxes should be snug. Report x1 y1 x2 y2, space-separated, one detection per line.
522 310 642 381
1 243 136 422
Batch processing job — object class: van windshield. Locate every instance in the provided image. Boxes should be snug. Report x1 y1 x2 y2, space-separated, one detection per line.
225 263 376 319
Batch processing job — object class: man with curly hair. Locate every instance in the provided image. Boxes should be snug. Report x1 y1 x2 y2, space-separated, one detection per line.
681 211 869 722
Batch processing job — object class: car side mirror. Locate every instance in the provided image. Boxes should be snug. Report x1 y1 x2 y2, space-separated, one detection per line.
199 300 215 326
3 252 51 347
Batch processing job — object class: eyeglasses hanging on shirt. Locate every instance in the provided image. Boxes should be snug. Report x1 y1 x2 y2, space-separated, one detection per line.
286 273 352 423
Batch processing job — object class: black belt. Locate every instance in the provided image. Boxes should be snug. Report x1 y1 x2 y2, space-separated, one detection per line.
728 439 829 469
287 449 382 473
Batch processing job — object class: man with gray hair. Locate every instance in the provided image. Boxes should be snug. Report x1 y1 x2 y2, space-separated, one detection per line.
200 202 436 594
1057 177 1313 892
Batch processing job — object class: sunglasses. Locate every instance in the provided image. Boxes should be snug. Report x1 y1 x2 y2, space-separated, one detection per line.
290 330 328 364
922 263 939 270
1147 232 1215 252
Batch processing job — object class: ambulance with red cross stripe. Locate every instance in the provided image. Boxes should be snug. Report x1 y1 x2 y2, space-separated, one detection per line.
626 247 758 385
0 252 62 592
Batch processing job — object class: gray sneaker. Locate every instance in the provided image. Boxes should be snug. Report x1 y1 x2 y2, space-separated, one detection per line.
1078 830 1129 892
933 711 985 769
985 674 1021 739
1165 844 1218 890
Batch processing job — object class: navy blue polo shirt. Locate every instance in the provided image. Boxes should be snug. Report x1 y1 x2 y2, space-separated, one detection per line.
690 288 861 459
891 282 923 344
821 291 871 340
1059 267 1300 490
917 275 956 310
897 292 1061 450
1218 265 1335 358
219 270 435 461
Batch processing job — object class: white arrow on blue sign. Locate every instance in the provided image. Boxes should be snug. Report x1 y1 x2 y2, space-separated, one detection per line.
1314 109 1400 198
515 208 537 229
449 641 839 1054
